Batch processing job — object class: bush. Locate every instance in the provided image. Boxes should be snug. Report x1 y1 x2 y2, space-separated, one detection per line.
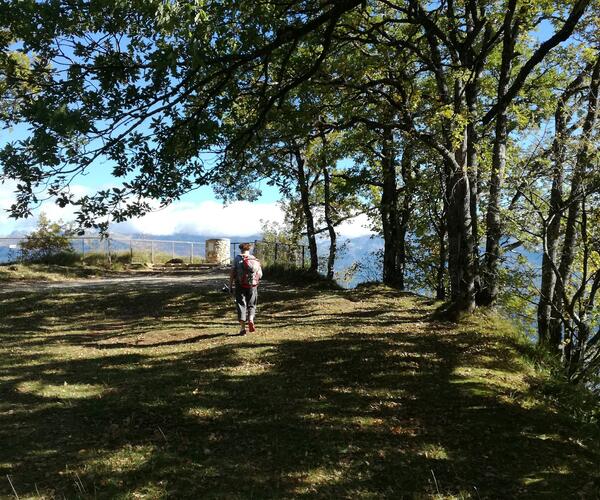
41 251 81 266
19 214 75 263
80 251 132 269
263 263 341 290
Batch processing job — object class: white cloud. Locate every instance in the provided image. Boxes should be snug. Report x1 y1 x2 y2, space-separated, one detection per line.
0 180 35 235
0 180 17 221
0 180 376 239
114 200 286 237
117 202 376 239
36 185 91 225
0 182 91 235
336 213 375 238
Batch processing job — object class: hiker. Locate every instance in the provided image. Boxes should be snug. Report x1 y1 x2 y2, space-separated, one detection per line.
229 242 263 335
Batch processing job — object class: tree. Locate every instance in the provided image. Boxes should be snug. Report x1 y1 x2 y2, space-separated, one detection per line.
1 0 597 327
19 212 74 262
0 29 34 121
536 57 595 346
1 0 363 228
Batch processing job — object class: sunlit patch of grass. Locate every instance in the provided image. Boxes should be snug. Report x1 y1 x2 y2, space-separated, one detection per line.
519 431 563 442
521 476 546 485
82 445 156 475
227 361 273 376
186 407 226 419
290 465 347 494
419 443 450 460
452 367 527 391
16 380 109 399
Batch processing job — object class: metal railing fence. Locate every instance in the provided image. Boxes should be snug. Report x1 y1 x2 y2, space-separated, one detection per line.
0 237 207 265
231 240 307 268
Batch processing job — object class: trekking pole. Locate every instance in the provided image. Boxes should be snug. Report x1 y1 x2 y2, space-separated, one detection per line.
222 283 236 302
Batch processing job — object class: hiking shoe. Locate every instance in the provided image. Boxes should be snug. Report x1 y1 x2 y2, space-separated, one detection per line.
237 327 247 336
248 321 256 333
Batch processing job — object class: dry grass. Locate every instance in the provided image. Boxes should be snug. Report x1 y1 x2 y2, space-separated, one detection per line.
0 280 598 499
0 261 145 282
0 263 110 282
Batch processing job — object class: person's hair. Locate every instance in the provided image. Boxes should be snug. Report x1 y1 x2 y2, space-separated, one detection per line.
239 242 252 252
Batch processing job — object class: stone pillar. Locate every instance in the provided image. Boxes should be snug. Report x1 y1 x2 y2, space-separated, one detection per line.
206 238 231 265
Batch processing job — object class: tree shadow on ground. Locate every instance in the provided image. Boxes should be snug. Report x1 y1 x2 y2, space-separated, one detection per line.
0 286 233 347
1 285 598 498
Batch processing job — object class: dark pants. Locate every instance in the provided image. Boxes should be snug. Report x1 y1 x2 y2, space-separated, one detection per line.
235 286 258 322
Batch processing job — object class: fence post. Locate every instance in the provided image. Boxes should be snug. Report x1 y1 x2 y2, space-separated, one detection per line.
82 239 85 260
172 241 175 259
107 238 112 267
190 243 194 264
129 240 133 262
151 241 155 264
302 246 305 269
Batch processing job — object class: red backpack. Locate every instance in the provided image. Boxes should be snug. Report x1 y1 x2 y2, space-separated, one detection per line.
237 255 262 288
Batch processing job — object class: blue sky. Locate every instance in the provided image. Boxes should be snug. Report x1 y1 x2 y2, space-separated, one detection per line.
0 123 375 238
0 118 290 236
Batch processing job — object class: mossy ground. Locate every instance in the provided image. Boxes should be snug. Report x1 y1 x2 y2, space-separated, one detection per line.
1 280 598 498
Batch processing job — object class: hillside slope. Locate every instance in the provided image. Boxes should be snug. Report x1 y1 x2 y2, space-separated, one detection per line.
0 280 598 498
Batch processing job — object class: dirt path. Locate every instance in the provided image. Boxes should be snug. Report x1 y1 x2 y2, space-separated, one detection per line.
0 271 230 293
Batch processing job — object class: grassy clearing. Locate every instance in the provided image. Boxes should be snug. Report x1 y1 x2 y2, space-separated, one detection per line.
1 280 598 498
0 250 209 282
0 262 120 282
77 251 205 268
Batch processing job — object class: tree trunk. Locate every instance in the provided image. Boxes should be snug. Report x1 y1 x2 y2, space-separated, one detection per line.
481 107 507 306
396 144 413 291
463 7 482 303
539 62 592 346
466 95 480 301
436 221 448 301
321 141 336 281
294 147 319 273
380 128 402 287
480 0 518 307
567 200 594 376
538 154 565 346
446 130 476 314
434 166 448 300
446 177 475 311
550 55 600 351
536 70 586 345
418 20 475 312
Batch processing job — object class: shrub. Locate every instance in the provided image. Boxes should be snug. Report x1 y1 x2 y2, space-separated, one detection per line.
19 214 75 263
263 263 341 290
42 251 81 266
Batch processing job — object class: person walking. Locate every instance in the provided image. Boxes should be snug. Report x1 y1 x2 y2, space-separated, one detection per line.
229 242 263 335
